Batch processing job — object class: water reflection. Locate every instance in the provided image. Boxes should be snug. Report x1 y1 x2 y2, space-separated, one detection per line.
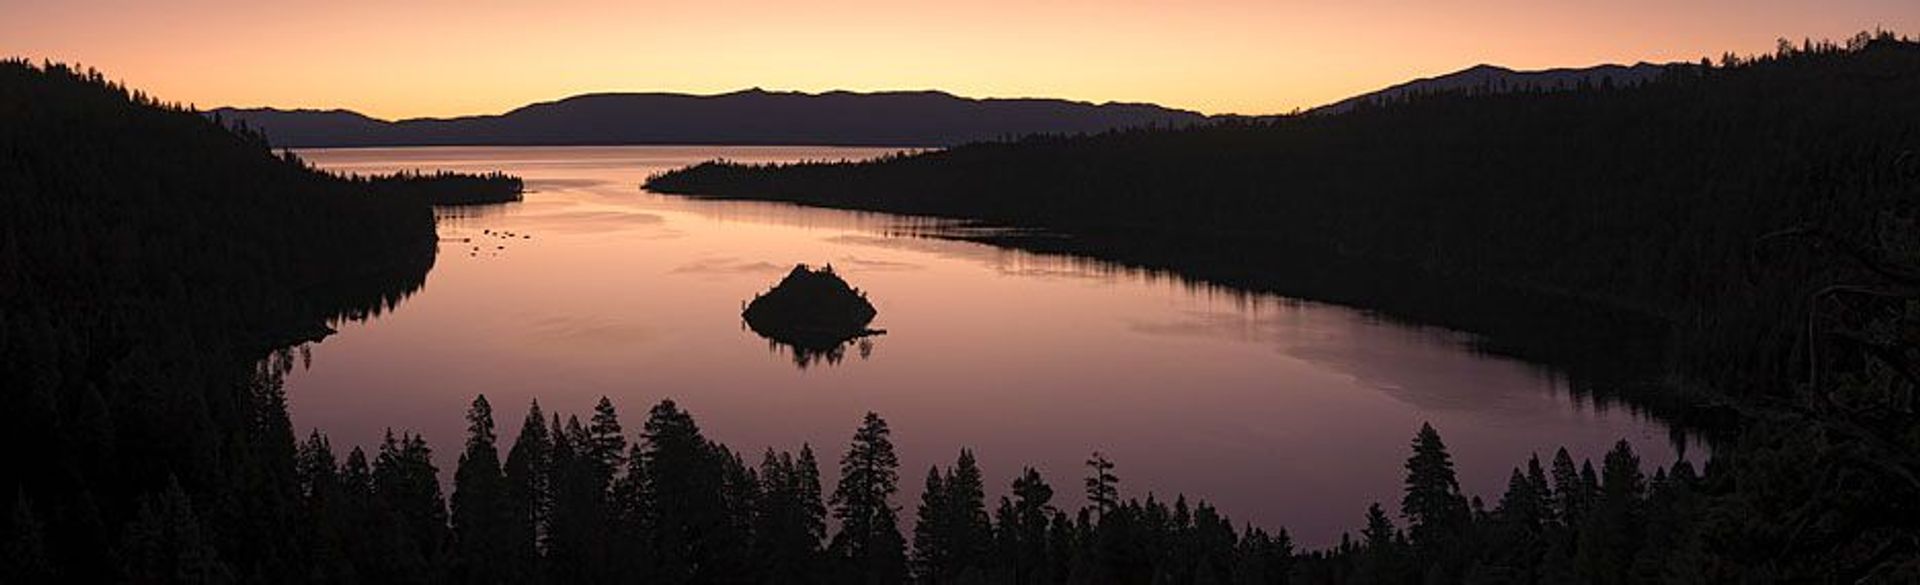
287 146 1694 547
277 242 433 380
308 242 434 331
750 329 880 369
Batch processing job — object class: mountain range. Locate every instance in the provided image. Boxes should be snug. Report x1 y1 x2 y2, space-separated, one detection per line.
213 62 1685 148
212 89 1207 148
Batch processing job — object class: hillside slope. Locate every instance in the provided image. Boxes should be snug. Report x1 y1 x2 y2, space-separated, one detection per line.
0 59 436 581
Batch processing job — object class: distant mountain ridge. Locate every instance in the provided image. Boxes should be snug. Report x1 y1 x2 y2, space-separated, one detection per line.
1313 62 1686 114
215 63 1697 147
211 88 1209 148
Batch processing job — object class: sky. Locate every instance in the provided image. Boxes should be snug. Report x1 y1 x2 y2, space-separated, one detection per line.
2 0 1915 119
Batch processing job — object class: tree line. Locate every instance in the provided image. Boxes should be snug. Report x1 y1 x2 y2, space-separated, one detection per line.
69 391 1733 585
348 170 525 206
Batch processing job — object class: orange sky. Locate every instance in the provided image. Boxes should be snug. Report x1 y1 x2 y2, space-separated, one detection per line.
3 0 1914 118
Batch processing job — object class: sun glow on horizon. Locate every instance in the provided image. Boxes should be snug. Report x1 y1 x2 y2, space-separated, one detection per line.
3 0 1915 119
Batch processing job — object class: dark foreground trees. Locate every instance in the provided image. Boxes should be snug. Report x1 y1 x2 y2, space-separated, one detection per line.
265 396 1788 585
272 386 1920 583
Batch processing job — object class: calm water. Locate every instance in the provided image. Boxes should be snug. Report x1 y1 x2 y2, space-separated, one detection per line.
293 146 1691 546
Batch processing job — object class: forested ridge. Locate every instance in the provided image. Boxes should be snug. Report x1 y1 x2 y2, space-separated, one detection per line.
648 33 1920 408
4 34 1920 584
0 58 438 582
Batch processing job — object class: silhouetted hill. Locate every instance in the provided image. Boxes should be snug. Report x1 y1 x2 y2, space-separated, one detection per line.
211 89 1209 148
1314 62 1682 113
0 58 437 581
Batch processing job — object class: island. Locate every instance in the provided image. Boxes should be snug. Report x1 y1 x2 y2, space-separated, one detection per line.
356 169 525 205
743 264 885 367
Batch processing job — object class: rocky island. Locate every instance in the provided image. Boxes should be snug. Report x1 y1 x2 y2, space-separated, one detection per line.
743 264 884 366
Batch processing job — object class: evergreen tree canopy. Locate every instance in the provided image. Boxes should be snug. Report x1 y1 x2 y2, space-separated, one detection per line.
832 412 906 585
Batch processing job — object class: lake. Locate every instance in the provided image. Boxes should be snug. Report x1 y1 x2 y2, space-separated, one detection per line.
292 145 1694 546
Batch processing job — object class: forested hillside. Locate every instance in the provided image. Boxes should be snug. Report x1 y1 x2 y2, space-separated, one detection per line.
649 34 1920 406
0 59 437 582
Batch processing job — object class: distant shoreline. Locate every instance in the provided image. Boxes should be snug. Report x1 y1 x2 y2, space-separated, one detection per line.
292 142 942 151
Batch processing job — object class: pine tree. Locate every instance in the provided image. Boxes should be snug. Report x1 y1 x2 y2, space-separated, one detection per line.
1575 440 1646 585
1496 467 1545 532
543 415 592 583
501 400 550 582
796 445 828 550
1579 462 1601 513
1599 442 1644 514
1549 448 1586 524
713 445 762 583
296 431 340 505
757 447 827 584
945 450 992 578
551 413 617 583
588 397 627 486
374 430 450 581
1000 467 1056 584
335 446 386 582
294 431 353 582
910 450 991 584
913 466 953 582
1356 502 1402 583
1525 454 1555 527
1084 452 1118 522
1400 423 1467 562
237 369 304 581
1268 527 1296 582
451 395 511 584
121 477 235 584
640 399 706 582
831 412 906 585
610 439 653 582
1191 501 1237 584
1046 509 1078 584
638 399 749 583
